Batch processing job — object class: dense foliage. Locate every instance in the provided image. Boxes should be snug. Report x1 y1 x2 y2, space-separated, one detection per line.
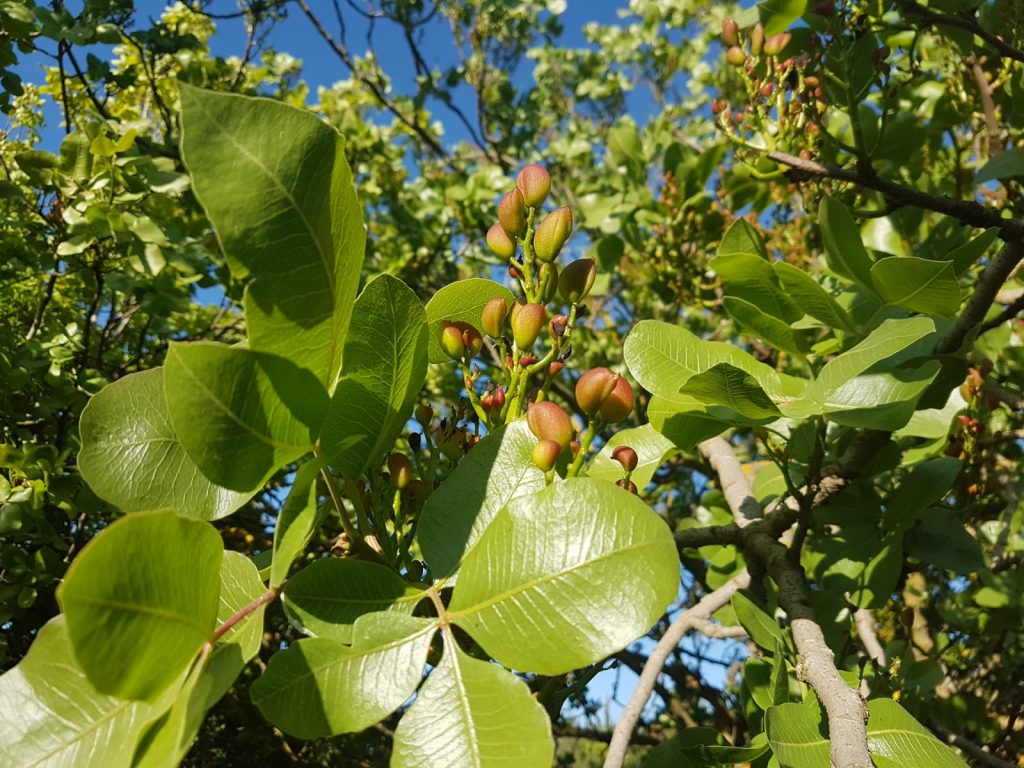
1 1 1022 766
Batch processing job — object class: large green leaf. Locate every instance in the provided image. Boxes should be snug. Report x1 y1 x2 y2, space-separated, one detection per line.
732 590 784 651
765 703 829 767
647 395 741 450
57 511 222 701
819 197 875 289
424 278 515 363
679 363 782 422
391 641 553 768
250 613 435 739
642 727 731 768
723 296 811 354
710 253 801 324
588 423 679 488
417 420 547 578
132 551 267 768
947 227 999 274
718 218 769 260
448 478 679 674
164 342 328 492
0 617 174 768
78 368 252 520
282 558 422 643
178 84 365 387
869 257 961 316
881 457 962 532
867 699 968 767
758 0 807 35
818 361 941 429
270 460 324 588
773 261 855 331
975 146 1024 184
320 274 428 477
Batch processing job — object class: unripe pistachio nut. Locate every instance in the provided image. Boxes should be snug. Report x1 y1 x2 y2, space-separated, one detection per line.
533 206 573 262
440 323 465 360
763 32 791 56
558 258 596 304
750 23 765 56
498 187 527 237
726 45 746 66
511 302 547 350
526 401 573 449
611 445 639 472
387 453 413 489
722 18 740 48
576 367 634 423
481 297 509 337
531 439 562 472
486 222 516 260
415 404 433 426
516 164 551 208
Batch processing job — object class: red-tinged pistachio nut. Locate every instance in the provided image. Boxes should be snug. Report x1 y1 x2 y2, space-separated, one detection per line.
722 18 739 47
515 164 551 208
526 401 574 449
492 386 506 410
575 367 635 423
804 75 819 88
542 263 559 303
460 322 484 358
534 206 573 262
600 375 635 423
409 432 422 452
481 297 509 337
763 32 791 56
481 392 494 411
725 45 746 66
387 453 413 489
531 439 562 472
486 222 516 260
711 98 725 114
750 23 765 56
498 187 527 237
415 404 433 426
558 258 596 304
508 264 524 280
611 445 639 472
549 313 568 338
548 360 565 376
616 478 639 494
512 303 546 349
440 323 465 360
519 354 538 367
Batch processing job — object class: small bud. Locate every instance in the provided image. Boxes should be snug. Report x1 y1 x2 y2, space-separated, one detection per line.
487 223 516 259
481 392 494 411
498 187 527 237
763 32 791 56
531 439 562 472
508 264 524 280
750 23 765 56
725 45 746 66
387 453 413 489
526 401 574 449
516 164 551 208
612 445 639 473
415 404 433 426
722 18 740 48
616 478 639 494
548 360 565 377
558 258 597 304
576 367 635 423
512 303 547 350
440 324 465 360
549 313 568 338
519 354 538 367
492 386 506 410
481 297 509 337
409 432 422 452
534 206 573 262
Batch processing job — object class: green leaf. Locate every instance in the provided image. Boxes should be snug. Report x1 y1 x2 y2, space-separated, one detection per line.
758 0 807 36
78 368 253 520
869 257 961 316
818 360 941 430
57 511 222 701
907 512 984 574
270 460 324 588
588 424 679 489
449 477 679 674
423 278 514 364
178 84 365 387
320 274 428 477
819 197 875 289
773 261 855 331
417 420 547 578
282 558 422 643
710 253 800 324
700 733 770 764
681 363 783 422
881 457 962 532
867 699 968 767
723 296 811 354
975 147 1024 184
732 590 784 651
947 227 999 275
643 727 730 767
765 703 829 767
743 658 777 711
0 617 174 768
132 551 267 768
850 539 903 609
164 342 328 492
391 642 553 768
647 395 740 450
251 613 435 739
718 218 769 260
770 647 789 706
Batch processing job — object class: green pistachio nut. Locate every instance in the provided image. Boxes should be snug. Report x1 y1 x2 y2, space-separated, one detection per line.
498 187 527 237
531 439 562 472
526 401 574 449
763 32 791 56
486 222 516 260
440 323 465 360
534 206 573 263
481 297 509 337
722 18 740 47
558 258 597 304
515 164 551 208
750 23 765 56
725 45 745 66
511 303 547 350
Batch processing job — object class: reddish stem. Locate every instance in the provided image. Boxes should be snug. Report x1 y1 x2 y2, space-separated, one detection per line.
211 588 277 643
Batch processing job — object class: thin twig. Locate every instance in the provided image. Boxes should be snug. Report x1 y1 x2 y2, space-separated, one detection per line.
931 725 1017 768
894 0 1024 64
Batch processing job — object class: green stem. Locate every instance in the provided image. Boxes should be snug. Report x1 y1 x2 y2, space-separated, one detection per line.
323 468 360 540
568 420 601 478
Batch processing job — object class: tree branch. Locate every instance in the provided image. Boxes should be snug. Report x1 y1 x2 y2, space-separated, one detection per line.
603 572 750 768
931 725 1018 768
893 0 1024 64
